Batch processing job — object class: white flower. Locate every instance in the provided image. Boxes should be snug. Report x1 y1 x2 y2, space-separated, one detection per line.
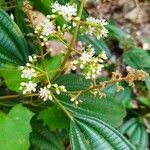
81 16 108 39
39 87 52 101
52 2 77 21
21 68 37 79
20 81 37 94
59 85 67 92
72 46 107 79
86 17 108 26
29 55 37 62
41 18 55 36
35 17 55 37
80 51 92 63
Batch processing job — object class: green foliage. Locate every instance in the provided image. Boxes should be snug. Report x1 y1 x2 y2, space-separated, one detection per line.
0 9 29 66
123 48 150 73
30 121 65 150
0 1 148 149
56 74 91 91
38 55 62 80
0 67 23 92
70 115 135 150
78 34 111 57
38 105 69 130
138 96 150 107
107 24 137 50
106 84 133 106
0 104 33 150
119 118 148 150
56 74 126 128
30 0 54 15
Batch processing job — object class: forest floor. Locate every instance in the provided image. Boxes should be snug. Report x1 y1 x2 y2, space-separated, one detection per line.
86 0 150 50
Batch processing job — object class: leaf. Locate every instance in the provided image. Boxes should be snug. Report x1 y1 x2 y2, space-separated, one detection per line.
56 74 126 128
38 55 62 80
119 118 148 150
30 121 65 150
0 66 24 93
102 82 133 106
30 0 54 15
38 105 69 130
78 34 111 57
138 96 150 107
0 104 33 150
14 0 40 54
70 115 135 150
107 24 137 50
145 76 150 92
123 48 150 73
0 9 29 66
56 74 91 91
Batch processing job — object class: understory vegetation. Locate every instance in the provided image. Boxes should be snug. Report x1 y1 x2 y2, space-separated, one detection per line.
0 0 149 149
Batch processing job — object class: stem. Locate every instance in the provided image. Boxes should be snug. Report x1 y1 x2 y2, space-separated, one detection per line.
53 94 74 121
0 93 39 100
24 5 45 70
66 78 127 99
51 0 85 82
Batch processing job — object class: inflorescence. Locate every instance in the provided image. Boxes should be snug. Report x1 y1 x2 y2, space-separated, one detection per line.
22 1 148 106
32 1 109 47
72 45 107 79
19 56 67 101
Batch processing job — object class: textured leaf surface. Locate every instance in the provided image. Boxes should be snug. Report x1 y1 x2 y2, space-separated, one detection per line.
123 48 150 73
0 104 33 150
0 9 29 66
107 24 136 49
119 118 148 150
56 74 126 128
30 122 64 150
38 105 69 130
70 115 135 150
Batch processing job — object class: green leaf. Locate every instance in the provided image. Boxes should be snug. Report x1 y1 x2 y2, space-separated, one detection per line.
78 34 111 57
119 118 148 150
107 24 136 50
70 115 135 150
0 104 33 150
102 82 133 106
145 76 150 92
38 105 69 130
123 48 150 73
56 74 91 91
138 96 150 107
30 0 54 15
0 0 8 10
56 74 126 128
0 66 23 92
30 121 65 150
38 55 62 80
0 9 29 66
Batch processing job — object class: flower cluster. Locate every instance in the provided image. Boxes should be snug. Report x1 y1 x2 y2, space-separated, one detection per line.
34 16 56 46
72 45 107 79
34 15 71 46
51 2 77 21
19 55 67 101
39 84 67 101
19 55 38 94
80 16 108 39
